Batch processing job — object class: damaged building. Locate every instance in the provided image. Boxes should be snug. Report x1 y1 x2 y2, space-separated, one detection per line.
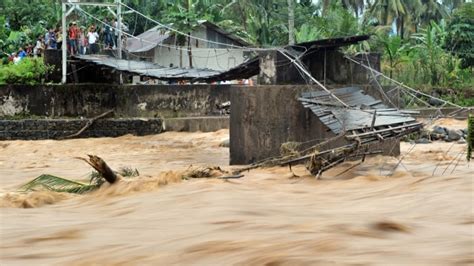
43 35 427 173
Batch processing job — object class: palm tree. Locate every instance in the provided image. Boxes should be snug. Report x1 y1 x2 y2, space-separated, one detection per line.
442 0 466 14
398 0 423 37
368 0 407 26
222 0 287 46
368 0 451 38
341 0 365 18
418 0 448 27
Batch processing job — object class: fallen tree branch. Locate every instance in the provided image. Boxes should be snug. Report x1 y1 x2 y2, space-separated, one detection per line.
75 155 118 184
61 110 114 139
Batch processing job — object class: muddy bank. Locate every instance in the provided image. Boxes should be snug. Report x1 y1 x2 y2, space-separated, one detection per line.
0 125 472 265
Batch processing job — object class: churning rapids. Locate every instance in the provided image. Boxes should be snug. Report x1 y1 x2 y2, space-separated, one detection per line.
0 119 472 265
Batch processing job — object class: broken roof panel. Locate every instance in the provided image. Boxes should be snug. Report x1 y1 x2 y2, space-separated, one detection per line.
78 35 371 82
75 55 220 80
199 35 370 82
194 56 259 83
299 87 418 134
126 27 170 53
126 20 250 53
289 35 370 52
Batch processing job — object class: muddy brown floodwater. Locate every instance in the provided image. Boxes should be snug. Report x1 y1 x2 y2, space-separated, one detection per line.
0 121 473 265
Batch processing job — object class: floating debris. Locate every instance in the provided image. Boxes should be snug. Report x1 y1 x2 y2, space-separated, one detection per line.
19 174 99 194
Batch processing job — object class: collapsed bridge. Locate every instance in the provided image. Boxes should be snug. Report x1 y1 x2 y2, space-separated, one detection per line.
233 86 423 177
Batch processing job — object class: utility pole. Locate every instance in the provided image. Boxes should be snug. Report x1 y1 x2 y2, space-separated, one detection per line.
61 1 67 84
288 0 295 45
117 0 122 60
117 0 123 83
186 0 193 68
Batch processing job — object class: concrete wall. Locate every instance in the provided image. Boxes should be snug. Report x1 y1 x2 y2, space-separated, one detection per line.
230 85 400 165
0 118 162 140
258 50 380 86
230 85 335 165
44 49 62 83
0 84 232 118
164 116 229 132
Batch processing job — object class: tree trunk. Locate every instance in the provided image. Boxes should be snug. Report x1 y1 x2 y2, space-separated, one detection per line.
188 33 193 68
78 155 118 184
399 16 405 39
237 2 247 32
322 0 330 16
288 0 295 45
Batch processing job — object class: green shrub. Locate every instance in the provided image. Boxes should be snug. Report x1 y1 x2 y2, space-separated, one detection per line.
0 58 52 85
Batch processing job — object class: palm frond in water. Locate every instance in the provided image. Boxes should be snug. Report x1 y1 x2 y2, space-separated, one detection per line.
118 167 140 178
89 171 105 186
19 174 100 194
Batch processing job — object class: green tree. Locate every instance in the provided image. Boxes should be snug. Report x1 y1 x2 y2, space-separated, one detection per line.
376 35 406 78
410 21 454 86
444 2 474 68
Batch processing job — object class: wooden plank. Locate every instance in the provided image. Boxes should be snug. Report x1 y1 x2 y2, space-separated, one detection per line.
346 122 422 139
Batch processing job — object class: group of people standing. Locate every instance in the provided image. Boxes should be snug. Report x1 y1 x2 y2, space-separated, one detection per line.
66 21 96 56
66 18 123 55
30 22 99 58
67 21 113 56
5 17 124 65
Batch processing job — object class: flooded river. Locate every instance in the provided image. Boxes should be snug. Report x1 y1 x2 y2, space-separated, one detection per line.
0 122 472 265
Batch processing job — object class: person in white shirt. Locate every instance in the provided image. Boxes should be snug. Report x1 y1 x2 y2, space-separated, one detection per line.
12 53 21 64
87 25 99 54
33 37 44 57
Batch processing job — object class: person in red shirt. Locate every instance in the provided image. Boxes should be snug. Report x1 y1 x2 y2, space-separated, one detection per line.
68 22 78 55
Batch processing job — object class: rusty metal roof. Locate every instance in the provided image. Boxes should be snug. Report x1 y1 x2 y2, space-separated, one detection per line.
299 87 418 134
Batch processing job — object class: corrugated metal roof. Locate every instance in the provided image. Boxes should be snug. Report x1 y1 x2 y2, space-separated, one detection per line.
77 35 371 82
194 56 259 83
126 21 250 53
126 26 170 53
199 21 251 47
75 55 220 80
289 35 370 52
299 87 418 134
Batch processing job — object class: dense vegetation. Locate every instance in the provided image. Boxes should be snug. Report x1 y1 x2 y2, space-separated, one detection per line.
0 0 472 92
0 58 52 85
